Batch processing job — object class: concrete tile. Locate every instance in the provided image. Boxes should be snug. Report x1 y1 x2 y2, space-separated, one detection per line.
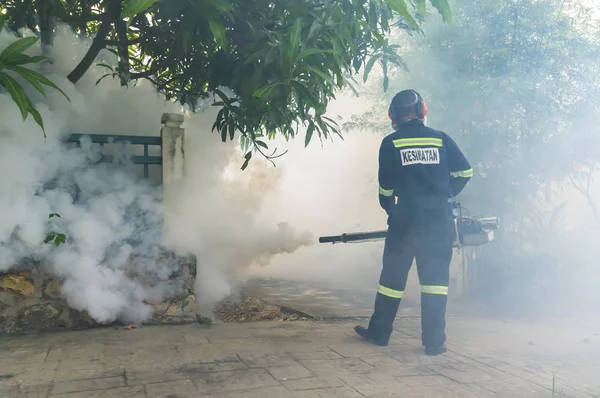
280 376 345 391
0 385 20 398
338 373 412 396
174 361 248 375
286 348 343 361
54 360 124 381
50 385 146 397
249 328 307 339
47 344 105 362
291 386 364 397
126 368 185 386
51 376 125 395
427 362 510 384
103 345 179 364
266 365 313 381
193 369 280 393
208 338 283 354
395 375 459 387
200 325 254 340
219 386 295 398
175 345 241 365
237 351 298 368
298 358 374 376
327 342 383 358
1 361 60 387
145 380 199 397
387 349 461 366
0 348 48 365
361 354 436 377
19 383 53 397
405 384 499 398
478 378 554 397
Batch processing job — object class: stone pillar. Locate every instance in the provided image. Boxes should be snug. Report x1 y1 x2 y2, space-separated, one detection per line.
161 113 185 184
161 113 185 241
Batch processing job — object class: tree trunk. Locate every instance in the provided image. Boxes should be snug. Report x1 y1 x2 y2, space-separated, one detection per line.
80 0 89 37
115 19 130 86
35 0 53 57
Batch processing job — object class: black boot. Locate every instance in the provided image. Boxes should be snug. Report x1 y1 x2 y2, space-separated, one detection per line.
354 325 389 347
424 343 447 356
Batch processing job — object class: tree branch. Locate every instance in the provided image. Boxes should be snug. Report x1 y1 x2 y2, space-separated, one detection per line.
104 37 143 46
79 0 89 37
67 19 113 83
569 166 600 223
60 13 107 23
67 0 120 83
129 70 156 79
115 18 130 85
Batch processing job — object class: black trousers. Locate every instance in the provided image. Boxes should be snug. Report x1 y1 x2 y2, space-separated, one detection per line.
367 215 454 347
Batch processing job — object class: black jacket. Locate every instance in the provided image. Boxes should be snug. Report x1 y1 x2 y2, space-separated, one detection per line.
378 119 472 218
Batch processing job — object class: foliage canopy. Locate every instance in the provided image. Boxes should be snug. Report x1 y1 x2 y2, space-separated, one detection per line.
1 0 451 166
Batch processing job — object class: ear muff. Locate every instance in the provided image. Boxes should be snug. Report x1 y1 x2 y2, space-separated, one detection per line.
388 105 396 122
412 90 428 119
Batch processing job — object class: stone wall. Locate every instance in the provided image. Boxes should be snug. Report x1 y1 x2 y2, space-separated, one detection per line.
0 254 197 335
0 113 196 335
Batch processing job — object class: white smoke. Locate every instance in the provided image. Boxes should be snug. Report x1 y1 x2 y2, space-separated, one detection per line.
0 25 315 324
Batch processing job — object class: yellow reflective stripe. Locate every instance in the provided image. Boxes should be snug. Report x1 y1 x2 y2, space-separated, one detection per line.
421 285 449 295
393 137 443 148
451 168 473 178
379 186 393 197
378 285 404 299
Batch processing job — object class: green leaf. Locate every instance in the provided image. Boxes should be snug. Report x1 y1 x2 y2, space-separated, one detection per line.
0 37 40 61
96 73 114 86
120 0 159 21
228 119 235 140
241 151 252 170
430 0 452 23
252 83 283 99
305 121 315 147
96 63 114 71
7 66 47 98
4 54 46 67
288 18 303 70
209 20 228 50
7 65 70 101
416 0 426 16
181 16 197 53
55 233 67 247
213 89 232 105
255 140 268 149
44 234 55 244
295 48 336 63
385 0 417 28
0 72 29 120
363 54 382 82
28 101 46 136
49 213 61 218
295 66 333 84
307 20 322 41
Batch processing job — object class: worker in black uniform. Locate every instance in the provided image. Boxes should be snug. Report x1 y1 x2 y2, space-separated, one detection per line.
355 89 472 355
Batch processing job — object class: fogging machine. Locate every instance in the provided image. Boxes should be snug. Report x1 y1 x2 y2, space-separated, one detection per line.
319 202 499 248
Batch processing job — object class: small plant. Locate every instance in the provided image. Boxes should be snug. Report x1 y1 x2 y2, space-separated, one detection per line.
196 315 213 325
44 213 67 247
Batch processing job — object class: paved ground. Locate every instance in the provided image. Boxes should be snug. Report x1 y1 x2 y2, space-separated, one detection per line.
241 278 422 319
1 317 599 398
